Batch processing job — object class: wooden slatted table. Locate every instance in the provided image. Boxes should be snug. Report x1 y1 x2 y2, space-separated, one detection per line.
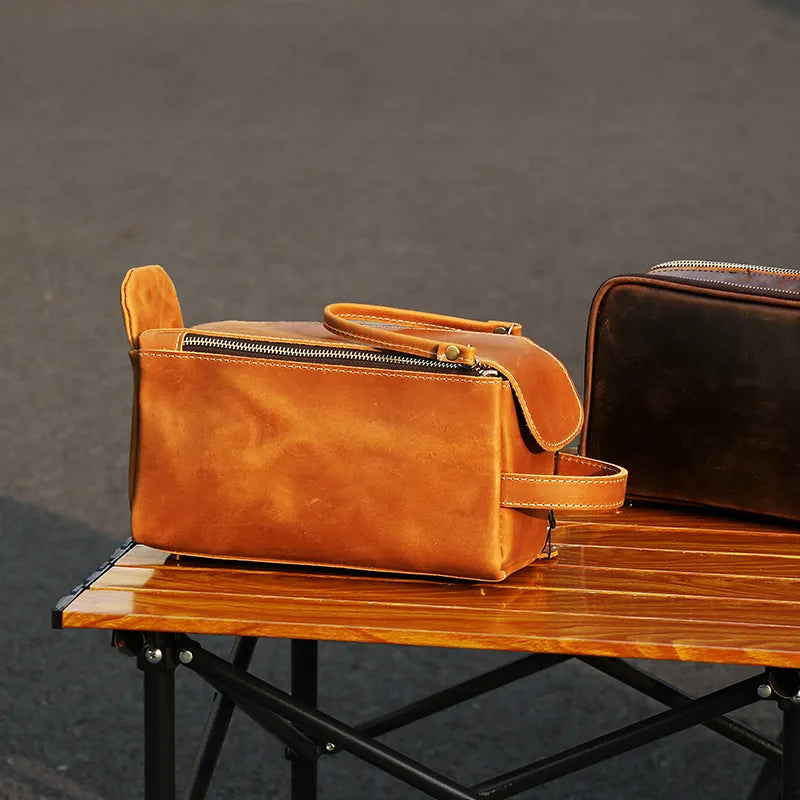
53 506 800 800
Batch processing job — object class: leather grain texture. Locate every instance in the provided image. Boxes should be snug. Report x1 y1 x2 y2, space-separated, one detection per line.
188 320 585 452
132 349 509 579
582 273 800 521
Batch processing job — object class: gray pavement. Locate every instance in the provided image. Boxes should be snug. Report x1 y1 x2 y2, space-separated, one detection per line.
2 1 799 797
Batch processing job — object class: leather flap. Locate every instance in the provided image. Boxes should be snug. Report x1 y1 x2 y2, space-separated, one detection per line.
440 330 583 451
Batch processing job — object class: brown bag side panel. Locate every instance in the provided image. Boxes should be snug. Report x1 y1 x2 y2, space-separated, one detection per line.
583 279 800 521
131 351 507 580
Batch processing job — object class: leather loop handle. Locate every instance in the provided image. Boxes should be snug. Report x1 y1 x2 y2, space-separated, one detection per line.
323 302 521 366
500 453 628 511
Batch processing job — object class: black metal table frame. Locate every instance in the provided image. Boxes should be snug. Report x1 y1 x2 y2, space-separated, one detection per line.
108 630 799 800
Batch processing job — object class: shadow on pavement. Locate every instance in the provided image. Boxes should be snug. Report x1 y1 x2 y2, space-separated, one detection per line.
2 495 130 799
760 0 800 16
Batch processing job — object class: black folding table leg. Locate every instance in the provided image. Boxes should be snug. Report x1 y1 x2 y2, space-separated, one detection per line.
182 637 259 800
748 757 780 800
784 703 800 799
291 640 319 800
144 658 176 800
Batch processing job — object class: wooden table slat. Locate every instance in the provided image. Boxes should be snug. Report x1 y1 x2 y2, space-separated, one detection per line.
61 587 800 667
115 540 800 580
94 561 800 609
88 564 800 630
57 507 800 667
559 525 800 556
563 506 800 534
555 545 800 577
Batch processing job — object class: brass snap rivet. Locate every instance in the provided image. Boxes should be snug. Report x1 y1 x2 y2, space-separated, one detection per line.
493 325 508 334
444 345 461 361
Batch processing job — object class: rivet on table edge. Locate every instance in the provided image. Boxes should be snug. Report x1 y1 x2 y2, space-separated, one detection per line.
757 684 772 699
179 649 194 665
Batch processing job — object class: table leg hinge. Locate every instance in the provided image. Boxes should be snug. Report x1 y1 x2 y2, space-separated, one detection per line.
760 669 800 709
111 631 182 672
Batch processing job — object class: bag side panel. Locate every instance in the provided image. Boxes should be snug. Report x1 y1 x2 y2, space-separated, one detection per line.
583 279 800 520
498 383 554 573
128 351 141 503
130 351 506 580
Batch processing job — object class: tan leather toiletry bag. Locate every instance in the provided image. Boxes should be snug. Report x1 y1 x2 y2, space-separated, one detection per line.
122 265 626 581
582 260 800 521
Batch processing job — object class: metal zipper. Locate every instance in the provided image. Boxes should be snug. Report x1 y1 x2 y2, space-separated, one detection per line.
647 260 800 298
650 259 800 275
183 333 499 376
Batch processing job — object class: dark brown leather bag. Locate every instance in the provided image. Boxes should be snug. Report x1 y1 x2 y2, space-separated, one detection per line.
121 265 627 581
582 260 800 521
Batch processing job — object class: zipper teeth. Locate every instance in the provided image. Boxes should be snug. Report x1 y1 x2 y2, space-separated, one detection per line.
651 259 800 275
183 333 467 370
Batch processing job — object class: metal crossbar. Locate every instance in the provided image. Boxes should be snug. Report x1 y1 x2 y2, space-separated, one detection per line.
471 675 764 798
183 637 258 800
181 637 481 800
578 656 781 762
356 653 569 738
131 633 791 800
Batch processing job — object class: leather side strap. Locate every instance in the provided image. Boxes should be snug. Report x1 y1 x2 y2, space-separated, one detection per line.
323 302 521 366
500 453 627 510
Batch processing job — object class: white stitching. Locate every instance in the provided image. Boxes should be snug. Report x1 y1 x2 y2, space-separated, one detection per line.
502 476 627 485
560 453 619 472
337 313 503 334
501 500 623 509
487 342 583 449
338 313 465 331
559 454 621 475
651 271 800 296
324 320 437 358
227 321 319 324
338 315 522 335
651 265 800 279
138 351 496 384
561 453 604 465
197 324 516 343
497 483 506 566
516 337 582 448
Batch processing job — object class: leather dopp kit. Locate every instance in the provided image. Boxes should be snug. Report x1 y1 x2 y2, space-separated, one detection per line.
582 260 800 522
121 265 626 581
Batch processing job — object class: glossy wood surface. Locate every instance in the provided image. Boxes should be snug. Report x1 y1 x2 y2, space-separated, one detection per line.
60 506 800 667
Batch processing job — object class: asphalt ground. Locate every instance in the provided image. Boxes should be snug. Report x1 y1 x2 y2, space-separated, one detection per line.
2 1 799 797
